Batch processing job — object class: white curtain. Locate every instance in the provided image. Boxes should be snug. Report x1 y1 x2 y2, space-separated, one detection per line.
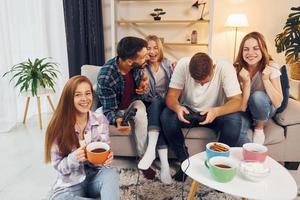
0 0 69 132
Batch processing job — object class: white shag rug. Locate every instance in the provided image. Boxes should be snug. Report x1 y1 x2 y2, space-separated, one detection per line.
119 168 238 200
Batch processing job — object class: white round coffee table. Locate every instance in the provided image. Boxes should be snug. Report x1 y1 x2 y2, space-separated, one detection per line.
181 147 297 200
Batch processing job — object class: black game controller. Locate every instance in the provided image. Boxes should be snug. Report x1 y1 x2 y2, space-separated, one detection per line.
183 105 207 124
121 106 137 126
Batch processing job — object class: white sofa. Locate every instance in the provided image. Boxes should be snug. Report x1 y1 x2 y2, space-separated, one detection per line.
81 64 300 165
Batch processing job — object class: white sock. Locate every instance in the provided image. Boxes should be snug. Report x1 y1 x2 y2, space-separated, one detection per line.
138 131 159 170
253 129 265 144
158 148 172 184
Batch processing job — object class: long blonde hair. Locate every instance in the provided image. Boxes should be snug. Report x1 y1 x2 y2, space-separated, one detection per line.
145 35 164 62
44 75 93 163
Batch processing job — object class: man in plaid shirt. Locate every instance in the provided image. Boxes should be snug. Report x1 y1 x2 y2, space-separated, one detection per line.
96 36 156 179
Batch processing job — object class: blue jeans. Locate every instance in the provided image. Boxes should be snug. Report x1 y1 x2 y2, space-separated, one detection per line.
248 91 276 121
144 98 168 149
236 91 276 146
160 107 242 162
50 167 119 200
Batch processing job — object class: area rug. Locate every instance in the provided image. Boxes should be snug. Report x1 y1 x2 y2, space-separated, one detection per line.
119 168 238 200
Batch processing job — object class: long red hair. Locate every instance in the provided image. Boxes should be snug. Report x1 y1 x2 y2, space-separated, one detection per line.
234 31 272 73
44 75 93 163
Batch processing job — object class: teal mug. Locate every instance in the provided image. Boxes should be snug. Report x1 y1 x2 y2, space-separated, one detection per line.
206 142 230 160
205 156 237 183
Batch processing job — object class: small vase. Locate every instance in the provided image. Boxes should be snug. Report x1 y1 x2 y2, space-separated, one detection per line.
154 16 161 21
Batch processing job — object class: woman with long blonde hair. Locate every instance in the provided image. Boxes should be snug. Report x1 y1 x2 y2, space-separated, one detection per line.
138 35 175 184
45 75 119 200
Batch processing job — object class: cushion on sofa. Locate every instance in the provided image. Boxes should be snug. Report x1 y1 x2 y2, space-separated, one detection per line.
247 119 285 145
81 65 102 110
182 127 217 140
275 98 300 126
81 65 101 85
264 119 285 144
276 65 290 113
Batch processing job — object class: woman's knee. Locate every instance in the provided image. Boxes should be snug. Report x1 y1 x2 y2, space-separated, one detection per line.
100 168 119 181
249 91 269 107
249 91 273 119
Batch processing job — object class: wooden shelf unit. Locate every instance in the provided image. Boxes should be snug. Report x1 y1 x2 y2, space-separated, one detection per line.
164 42 208 46
110 0 214 58
116 19 210 24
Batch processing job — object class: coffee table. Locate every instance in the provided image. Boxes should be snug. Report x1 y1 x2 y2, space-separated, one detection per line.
181 147 297 200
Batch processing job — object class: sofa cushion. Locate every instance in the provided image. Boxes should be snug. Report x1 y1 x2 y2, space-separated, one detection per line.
81 65 101 85
276 65 290 113
110 125 218 140
247 119 285 145
264 119 285 144
109 125 126 136
182 127 217 140
81 65 102 110
274 98 300 126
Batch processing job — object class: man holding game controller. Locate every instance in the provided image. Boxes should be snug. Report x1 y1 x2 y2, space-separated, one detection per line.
96 36 156 179
160 52 244 181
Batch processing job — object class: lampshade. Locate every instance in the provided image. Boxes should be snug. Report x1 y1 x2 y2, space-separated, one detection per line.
224 14 249 27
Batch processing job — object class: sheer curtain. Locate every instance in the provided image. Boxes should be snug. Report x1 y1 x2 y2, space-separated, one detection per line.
0 0 69 132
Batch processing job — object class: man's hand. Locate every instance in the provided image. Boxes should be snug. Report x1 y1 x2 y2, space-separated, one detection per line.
176 105 190 124
136 73 149 95
199 107 218 125
239 68 250 83
116 118 131 135
262 65 272 81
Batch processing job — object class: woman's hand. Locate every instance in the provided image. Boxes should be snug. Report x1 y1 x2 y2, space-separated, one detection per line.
262 65 272 81
74 145 87 163
239 68 250 83
104 151 114 166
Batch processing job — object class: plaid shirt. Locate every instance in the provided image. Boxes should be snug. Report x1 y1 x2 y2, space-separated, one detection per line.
50 111 109 192
96 57 144 125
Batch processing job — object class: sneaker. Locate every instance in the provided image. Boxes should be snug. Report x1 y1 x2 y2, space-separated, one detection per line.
141 167 156 180
172 168 187 182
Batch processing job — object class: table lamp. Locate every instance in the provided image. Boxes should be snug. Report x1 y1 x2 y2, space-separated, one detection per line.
224 14 249 62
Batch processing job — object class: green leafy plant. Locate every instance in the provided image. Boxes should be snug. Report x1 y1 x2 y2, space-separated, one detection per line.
3 57 60 96
275 6 300 64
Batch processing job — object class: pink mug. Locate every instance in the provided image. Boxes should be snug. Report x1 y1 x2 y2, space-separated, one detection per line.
242 143 268 162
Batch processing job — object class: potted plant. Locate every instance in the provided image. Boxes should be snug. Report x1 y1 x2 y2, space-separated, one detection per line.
275 6 300 80
150 8 166 21
3 57 60 96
